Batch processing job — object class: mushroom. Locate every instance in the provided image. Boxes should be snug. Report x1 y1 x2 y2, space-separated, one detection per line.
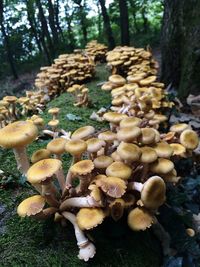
27 159 63 203
93 155 113 173
76 208 105 230
106 161 132 180
152 142 174 158
180 129 199 150
128 207 156 231
62 211 96 261
0 121 38 174
109 198 125 221
129 176 166 210
98 131 117 155
31 149 51 163
17 195 46 218
117 142 141 164
95 176 126 198
150 158 174 175
47 138 67 159
117 126 141 142
71 126 95 140
70 160 94 193
86 138 106 159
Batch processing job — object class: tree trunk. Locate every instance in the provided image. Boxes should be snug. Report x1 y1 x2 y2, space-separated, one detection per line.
35 0 54 58
98 0 115 49
161 0 200 99
47 0 59 45
141 2 149 33
0 0 18 79
54 0 65 42
78 3 88 47
26 0 43 53
119 0 130 45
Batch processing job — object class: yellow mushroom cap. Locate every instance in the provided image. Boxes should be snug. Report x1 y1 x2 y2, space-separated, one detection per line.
139 128 156 145
128 207 155 231
141 176 166 209
117 142 141 161
93 155 113 169
77 208 105 230
162 169 180 183
48 107 60 115
117 126 141 142
71 126 95 140
98 131 117 142
96 176 126 198
70 160 94 175
180 129 199 150
150 158 174 174
27 159 62 184
170 143 186 156
47 138 67 155
153 114 168 123
170 123 190 133
17 195 45 217
109 74 126 85
86 138 105 153
103 112 127 124
186 228 195 237
140 147 158 163
31 149 51 163
0 121 38 148
48 119 59 127
65 139 87 156
106 161 132 180
120 117 142 128
153 142 174 158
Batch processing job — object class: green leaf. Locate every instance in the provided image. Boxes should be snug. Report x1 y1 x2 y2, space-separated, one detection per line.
66 113 82 121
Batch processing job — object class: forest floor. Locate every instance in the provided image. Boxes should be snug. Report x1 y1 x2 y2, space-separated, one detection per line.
0 64 162 267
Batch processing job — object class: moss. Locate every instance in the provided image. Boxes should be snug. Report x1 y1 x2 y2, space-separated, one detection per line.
0 64 161 267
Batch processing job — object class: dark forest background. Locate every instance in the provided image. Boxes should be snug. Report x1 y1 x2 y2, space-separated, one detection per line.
0 0 199 99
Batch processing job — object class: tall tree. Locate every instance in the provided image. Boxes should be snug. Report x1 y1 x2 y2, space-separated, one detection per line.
118 0 130 45
35 0 54 58
47 0 59 45
73 0 88 47
54 0 65 42
161 0 200 99
26 0 43 53
98 0 115 49
0 0 18 79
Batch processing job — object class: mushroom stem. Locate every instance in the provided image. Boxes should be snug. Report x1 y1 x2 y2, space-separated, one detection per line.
62 211 96 261
60 196 102 211
128 181 143 192
42 184 59 207
13 146 30 175
55 168 66 192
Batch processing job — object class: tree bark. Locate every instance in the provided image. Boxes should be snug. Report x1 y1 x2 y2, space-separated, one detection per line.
78 3 88 47
119 0 130 45
0 0 18 79
26 0 43 53
35 0 54 58
98 0 115 49
54 0 65 43
47 0 59 45
161 0 200 99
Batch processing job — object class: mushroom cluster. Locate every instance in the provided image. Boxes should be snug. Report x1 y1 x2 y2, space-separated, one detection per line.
106 46 158 76
1 119 198 261
85 40 108 62
35 52 95 96
101 74 173 120
67 84 90 107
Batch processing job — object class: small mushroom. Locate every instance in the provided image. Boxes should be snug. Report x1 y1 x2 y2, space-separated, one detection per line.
76 208 105 230
0 121 38 174
128 207 156 231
